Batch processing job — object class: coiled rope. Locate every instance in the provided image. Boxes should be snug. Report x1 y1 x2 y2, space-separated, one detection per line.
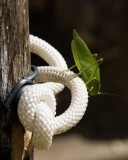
17 35 88 150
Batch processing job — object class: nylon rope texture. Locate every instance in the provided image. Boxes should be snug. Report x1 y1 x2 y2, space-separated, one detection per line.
18 35 88 150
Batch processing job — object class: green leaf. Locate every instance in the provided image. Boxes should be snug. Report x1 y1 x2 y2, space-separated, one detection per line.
71 29 103 96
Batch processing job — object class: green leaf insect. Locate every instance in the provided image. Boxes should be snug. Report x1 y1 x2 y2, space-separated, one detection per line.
71 29 103 96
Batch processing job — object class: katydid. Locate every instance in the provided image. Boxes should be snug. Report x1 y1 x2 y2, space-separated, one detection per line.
71 29 103 96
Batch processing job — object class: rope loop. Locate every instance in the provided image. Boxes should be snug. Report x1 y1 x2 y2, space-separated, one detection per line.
17 35 88 150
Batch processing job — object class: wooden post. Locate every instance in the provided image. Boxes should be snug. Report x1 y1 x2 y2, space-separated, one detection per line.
0 0 33 159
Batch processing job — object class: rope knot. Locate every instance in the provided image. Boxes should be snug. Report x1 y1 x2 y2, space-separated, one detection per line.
17 35 88 150
18 69 88 150
18 84 57 149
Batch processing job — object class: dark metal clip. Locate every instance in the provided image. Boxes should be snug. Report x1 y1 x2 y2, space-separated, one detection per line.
4 65 39 109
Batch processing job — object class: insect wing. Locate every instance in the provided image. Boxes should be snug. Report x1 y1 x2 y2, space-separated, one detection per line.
71 30 101 95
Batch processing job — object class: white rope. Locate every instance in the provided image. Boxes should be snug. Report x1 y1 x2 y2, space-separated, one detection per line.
18 35 88 150
30 35 68 93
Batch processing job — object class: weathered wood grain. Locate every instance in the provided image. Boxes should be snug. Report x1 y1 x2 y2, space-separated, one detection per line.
0 0 33 159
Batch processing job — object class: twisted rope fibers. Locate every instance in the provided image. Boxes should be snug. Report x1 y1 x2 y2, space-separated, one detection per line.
18 35 88 150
